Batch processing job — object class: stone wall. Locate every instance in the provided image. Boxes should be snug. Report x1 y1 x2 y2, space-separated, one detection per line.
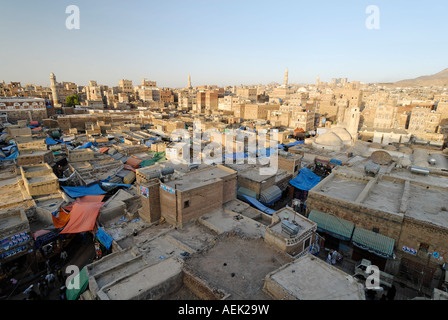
177 180 224 228
138 180 161 223
307 191 404 241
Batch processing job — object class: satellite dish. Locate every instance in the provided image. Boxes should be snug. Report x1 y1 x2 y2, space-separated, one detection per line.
370 150 392 165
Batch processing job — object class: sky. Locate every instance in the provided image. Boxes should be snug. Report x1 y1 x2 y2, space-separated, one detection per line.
0 0 447 88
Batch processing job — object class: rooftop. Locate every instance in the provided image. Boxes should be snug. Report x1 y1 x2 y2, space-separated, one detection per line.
265 254 365 300
164 165 235 191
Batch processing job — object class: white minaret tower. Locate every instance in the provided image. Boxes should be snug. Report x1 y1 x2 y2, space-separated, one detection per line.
50 72 59 105
188 75 192 89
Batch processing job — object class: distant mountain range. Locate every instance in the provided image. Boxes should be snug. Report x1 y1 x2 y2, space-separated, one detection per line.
380 68 448 87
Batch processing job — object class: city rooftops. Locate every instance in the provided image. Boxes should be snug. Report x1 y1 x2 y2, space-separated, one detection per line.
163 164 236 192
310 166 448 228
264 254 365 300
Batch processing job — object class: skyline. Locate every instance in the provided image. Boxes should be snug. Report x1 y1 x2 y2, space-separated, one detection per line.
1 0 448 87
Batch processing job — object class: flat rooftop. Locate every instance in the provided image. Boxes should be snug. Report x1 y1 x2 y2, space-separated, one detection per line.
164 165 235 191
185 235 292 300
98 257 183 300
406 184 448 228
317 175 368 202
270 207 316 236
266 254 365 300
362 179 404 213
237 167 276 182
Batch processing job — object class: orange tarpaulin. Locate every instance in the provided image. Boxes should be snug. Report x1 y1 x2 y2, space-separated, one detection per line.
99 147 109 153
52 196 105 229
76 195 105 203
52 205 72 229
60 202 104 234
126 156 142 169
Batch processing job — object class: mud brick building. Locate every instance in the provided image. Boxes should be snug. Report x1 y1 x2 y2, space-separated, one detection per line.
306 166 448 292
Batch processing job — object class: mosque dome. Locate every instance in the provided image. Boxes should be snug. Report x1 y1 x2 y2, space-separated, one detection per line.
331 127 352 144
313 132 344 151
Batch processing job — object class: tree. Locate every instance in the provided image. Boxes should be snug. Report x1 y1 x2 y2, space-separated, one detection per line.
65 95 80 108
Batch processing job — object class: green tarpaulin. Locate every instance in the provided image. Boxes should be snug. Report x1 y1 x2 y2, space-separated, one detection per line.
66 266 89 300
139 152 166 167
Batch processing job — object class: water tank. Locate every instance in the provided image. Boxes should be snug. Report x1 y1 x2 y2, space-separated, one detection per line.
52 130 61 139
364 163 380 176
410 166 430 175
429 158 437 166
237 187 257 200
281 219 300 236
259 185 282 204
161 167 174 176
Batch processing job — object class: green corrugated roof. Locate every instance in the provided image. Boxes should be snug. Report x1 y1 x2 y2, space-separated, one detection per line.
308 209 354 241
352 227 395 258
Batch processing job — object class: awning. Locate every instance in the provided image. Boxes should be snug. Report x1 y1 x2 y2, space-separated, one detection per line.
308 210 354 241
352 227 395 258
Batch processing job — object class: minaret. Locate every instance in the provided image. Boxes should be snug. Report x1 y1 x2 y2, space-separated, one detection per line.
316 75 320 87
50 72 59 105
347 106 360 142
283 69 288 86
188 75 192 89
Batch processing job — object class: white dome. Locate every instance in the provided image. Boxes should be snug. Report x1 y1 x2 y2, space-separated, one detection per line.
314 132 343 147
331 127 352 143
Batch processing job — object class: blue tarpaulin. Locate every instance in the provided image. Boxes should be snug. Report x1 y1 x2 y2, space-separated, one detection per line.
62 184 107 198
257 148 278 158
75 141 93 149
240 194 276 215
0 146 19 161
277 144 285 150
96 227 113 249
45 137 59 145
289 167 321 191
330 159 342 166
223 152 248 160
285 140 304 147
100 182 132 189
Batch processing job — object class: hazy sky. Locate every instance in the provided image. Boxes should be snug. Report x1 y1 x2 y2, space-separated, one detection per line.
1 0 447 88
